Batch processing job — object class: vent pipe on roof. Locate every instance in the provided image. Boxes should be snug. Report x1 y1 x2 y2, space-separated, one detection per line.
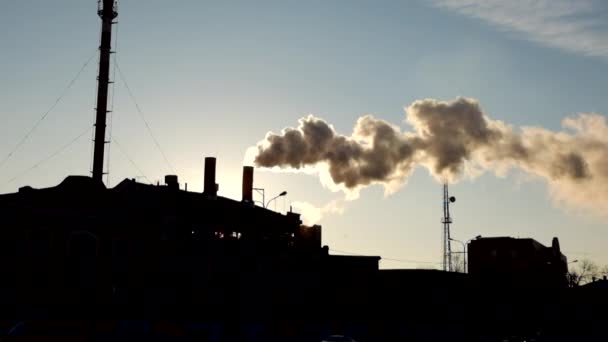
165 175 179 190
242 166 254 203
204 157 217 196
552 237 560 251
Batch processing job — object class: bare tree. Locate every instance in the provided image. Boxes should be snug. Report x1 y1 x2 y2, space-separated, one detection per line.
600 265 608 278
568 259 600 287
451 253 465 273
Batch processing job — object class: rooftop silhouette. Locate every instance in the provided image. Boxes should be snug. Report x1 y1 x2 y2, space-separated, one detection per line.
0 1 606 341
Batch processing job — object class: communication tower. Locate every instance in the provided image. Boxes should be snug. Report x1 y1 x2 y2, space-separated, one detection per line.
442 183 456 271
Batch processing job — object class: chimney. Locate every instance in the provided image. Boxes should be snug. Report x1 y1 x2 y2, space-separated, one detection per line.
242 166 254 203
165 175 179 190
204 157 217 196
91 0 118 183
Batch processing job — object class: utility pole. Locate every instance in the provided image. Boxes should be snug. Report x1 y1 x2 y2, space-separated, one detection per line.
92 0 118 183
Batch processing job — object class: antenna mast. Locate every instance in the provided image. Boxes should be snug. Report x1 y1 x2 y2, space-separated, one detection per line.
92 0 118 183
442 183 455 271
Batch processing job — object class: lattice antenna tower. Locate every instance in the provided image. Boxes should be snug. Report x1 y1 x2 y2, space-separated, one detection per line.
442 183 456 271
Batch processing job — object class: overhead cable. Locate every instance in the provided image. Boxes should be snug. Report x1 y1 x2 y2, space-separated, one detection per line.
112 136 151 184
105 15 121 186
329 248 441 265
0 50 97 171
4 126 93 186
115 61 176 174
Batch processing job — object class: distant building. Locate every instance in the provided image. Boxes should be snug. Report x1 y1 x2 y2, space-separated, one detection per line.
582 276 608 289
467 236 568 288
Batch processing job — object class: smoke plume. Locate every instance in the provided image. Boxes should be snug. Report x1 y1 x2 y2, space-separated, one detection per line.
291 200 345 226
253 97 608 217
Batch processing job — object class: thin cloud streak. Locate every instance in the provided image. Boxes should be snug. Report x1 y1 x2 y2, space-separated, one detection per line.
428 0 608 57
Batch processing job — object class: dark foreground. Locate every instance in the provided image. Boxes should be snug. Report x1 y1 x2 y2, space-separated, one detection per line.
1 277 607 341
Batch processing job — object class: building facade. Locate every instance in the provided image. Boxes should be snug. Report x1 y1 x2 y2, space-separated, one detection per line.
468 236 568 288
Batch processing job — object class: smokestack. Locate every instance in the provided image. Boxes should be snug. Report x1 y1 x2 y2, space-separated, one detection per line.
242 166 254 203
204 157 217 196
91 0 118 183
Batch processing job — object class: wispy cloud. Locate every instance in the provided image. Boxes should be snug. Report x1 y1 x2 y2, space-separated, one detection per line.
428 0 608 57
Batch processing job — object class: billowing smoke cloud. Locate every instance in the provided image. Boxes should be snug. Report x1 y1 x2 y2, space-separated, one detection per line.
291 200 345 226
253 97 608 217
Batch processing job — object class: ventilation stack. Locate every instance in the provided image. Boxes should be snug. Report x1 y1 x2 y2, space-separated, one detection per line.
242 166 254 203
203 157 217 197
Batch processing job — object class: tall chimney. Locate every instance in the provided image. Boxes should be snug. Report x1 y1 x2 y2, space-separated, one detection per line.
242 166 254 203
92 0 118 183
204 157 217 196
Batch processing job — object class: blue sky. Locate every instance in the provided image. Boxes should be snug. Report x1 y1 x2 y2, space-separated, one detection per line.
1 0 607 269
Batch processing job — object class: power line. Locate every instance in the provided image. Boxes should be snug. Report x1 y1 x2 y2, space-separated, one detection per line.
89 21 104 181
115 61 176 174
3 126 93 186
105 14 121 186
0 50 97 172
381 257 441 265
112 137 151 184
329 248 366 256
329 248 440 265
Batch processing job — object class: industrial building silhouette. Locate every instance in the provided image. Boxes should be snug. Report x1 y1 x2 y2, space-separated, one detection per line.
0 159 599 341
468 236 568 288
0 157 381 312
0 1 605 340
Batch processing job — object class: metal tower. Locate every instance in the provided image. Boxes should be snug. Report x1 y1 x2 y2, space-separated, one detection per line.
92 0 118 183
442 183 456 271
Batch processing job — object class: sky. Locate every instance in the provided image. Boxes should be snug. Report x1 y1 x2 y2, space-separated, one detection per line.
1 0 607 269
